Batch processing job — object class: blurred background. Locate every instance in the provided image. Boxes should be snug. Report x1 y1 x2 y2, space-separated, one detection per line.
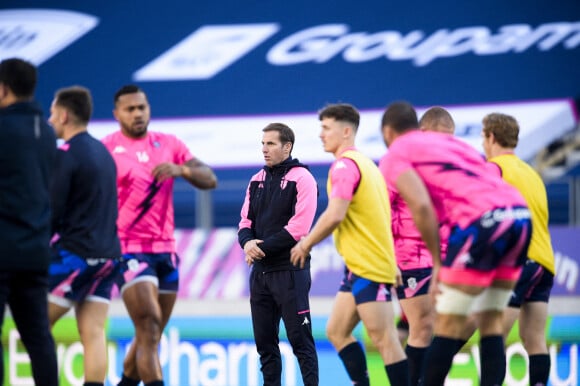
1 1 579 385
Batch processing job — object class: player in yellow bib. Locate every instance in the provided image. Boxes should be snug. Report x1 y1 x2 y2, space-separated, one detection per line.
480 112 555 386
290 103 409 386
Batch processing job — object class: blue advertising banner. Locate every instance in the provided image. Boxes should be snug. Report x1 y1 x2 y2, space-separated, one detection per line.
3 316 579 385
0 0 578 120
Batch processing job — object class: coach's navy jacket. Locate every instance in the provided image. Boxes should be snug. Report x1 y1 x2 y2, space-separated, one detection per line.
238 157 318 272
0 101 56 271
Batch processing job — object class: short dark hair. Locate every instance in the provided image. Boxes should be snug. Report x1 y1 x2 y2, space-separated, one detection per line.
381 101 418 133
54 86 93 125
318 103 360 132
263 122 295 154
114 84 145 104
0 58 37 98
482 113 519 148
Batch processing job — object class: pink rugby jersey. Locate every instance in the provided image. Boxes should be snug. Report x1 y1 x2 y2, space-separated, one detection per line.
102 131 193 254
379 153 450 270
382 131 526 230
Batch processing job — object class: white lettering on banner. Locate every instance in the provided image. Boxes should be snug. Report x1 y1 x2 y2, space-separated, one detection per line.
6 327 579 385
555 251 580 292
136 21 580 80
134 24 279 81
268 22 580 67
125 328 295 386
0 9 99 64
550 344 578 386
9 329 32 385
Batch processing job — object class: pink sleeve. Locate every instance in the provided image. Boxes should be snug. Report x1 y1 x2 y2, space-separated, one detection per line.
284 169 318 240
238 172 261 231
172 136 194 164
329 158 360 201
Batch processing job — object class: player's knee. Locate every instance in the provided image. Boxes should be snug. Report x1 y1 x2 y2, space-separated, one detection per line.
134 314 163 340
325 324 347 347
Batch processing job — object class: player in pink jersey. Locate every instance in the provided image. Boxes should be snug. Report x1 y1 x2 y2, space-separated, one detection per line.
102 85 217 386
382 106 455 386
380 101 531 386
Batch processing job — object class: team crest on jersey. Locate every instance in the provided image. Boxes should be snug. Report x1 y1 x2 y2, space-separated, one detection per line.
113 146 126 154
407 277 417 290
153 141 160 148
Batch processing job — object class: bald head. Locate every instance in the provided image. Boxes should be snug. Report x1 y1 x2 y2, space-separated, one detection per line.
419 106 455 135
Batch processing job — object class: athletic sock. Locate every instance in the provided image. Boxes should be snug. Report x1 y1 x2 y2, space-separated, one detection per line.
455 338 468 354
117 374 140 386
338 341 370 386
529 353 550 386
406 344 427 385
144 381 164 386
480 335 506 386
385 359 410 386
422 336 459 386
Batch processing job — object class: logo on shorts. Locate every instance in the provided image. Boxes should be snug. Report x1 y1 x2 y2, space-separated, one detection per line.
302 316 310 326
407 277 417 290
127 259 140 271
458 253 473 265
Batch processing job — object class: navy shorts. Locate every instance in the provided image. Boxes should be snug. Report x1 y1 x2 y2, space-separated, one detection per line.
49 248 121 306
339 267 393 305
441 206 532 287
117 252 180 293
395 267 432 300
508 259 554 307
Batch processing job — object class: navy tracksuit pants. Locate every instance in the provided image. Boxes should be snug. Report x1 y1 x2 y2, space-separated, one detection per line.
250 268 319 386
0 270 58 386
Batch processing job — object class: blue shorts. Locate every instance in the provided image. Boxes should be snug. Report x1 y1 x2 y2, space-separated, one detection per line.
338 267 393 305
117 252 180 293
395 268 432 300
508 259 554 307
48 248 121 306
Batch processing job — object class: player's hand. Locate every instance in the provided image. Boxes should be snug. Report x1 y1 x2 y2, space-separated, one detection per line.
395 266 403 288
290 239 310 269
152 162 182 182
428 266 441 300
243 239 265 260
245 254 254 266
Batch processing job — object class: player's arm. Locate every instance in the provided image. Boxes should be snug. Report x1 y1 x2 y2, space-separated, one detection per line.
152 158 217 189
50 151 73 234
180 158 217 189
238 178 264 264
290 197 350 268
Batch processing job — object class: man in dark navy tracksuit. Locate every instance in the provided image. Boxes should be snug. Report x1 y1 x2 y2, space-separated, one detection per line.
239 123 319 386
0 58 59 386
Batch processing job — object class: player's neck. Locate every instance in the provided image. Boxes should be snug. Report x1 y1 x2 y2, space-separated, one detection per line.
62 125 87 141
491 146 515 158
